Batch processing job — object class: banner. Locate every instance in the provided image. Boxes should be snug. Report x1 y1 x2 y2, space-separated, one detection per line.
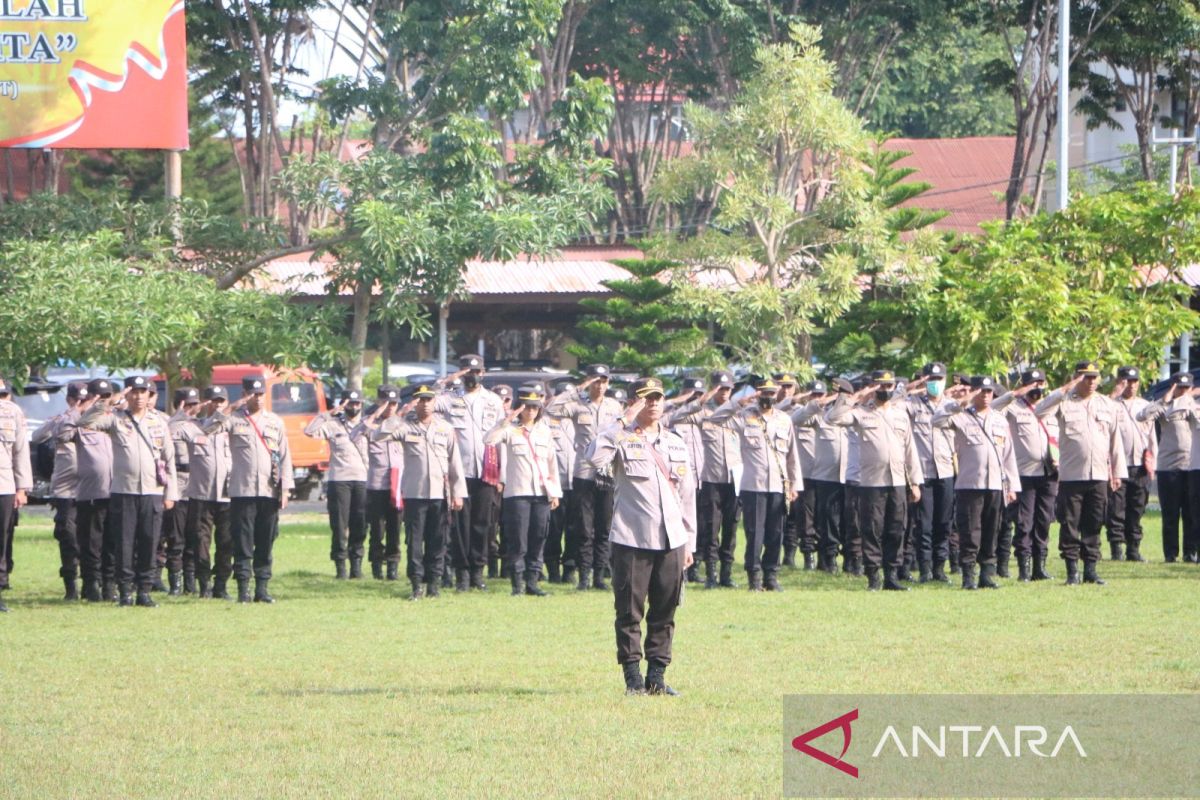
0 0 188 149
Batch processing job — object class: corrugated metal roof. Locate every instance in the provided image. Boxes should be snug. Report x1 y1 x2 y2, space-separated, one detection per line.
884 136 1015 234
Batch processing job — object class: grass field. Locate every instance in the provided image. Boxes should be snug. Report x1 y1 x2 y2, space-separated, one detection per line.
1 508 1197 799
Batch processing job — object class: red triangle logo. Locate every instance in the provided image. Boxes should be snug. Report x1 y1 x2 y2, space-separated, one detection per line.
791 708 859 778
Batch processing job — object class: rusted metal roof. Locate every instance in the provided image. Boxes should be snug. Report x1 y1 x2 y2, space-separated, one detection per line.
884 137 1015 234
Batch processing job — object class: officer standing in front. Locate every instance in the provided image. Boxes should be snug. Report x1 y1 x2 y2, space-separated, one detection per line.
204 375 293 603
0 376 31 613
790 381 847 574
65 379 116 602
32 381 86 601
905 363 956 583
305 389 369 579
1137 373 1193 562
163 387 201 595
586 377 696 696
356 385 404 581
1106 367 1156 562
176 386 234 599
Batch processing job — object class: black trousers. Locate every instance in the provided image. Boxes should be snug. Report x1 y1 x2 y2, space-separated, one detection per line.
186 499 233 582
366 489 402 564
76 498 110 584
611 542 685 666
1158 470 1190 560
1057 480 1108 563
326 480 367 562
109 493 164 591
843 484 864 560
503 495 551 576
159 498 187 572
996 498 1018 565
1185 472 1200 556
741 490 786 575
452 478 497 571
570 478 613 575
810 479 844 562
858 485 907 570
404 498 446 583
52 498 78 580
230 496 280 581
955 489 1004 567
0 495 13 590
699 481 739 565
543 487 572 569
912 476 954 565
790 489 818 554
1106 466 1150 547
1015 475 1058 559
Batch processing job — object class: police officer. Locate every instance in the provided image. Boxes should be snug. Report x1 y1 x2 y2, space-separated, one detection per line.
665 377 706 582
1106 367 1155 562
1137 373 1193 562
204 375 293 603
357 385 404 581
542 384 576 582
32 381 87 600
707 376 801 591
826 370 924 591
305 389 369 579
78 375 178 608
790 381 847 574
994 369 1059 580
906 362 956 583
66 378 116 602
1035 361 1126 585
546 364 624 591
586 377 696 696
485 385 562 596
373 384 467 600
175 386 234 599
934 377 1021 589
0 377 30 612
163 387 201 595
777 376 819 570
435 355 504 592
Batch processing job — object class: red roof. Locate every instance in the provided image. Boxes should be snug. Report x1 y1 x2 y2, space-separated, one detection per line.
883 137 1015 234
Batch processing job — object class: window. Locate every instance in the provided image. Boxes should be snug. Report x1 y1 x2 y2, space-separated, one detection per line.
270 382 318 414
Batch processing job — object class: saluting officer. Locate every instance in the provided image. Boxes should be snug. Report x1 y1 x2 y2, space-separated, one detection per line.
163 387 201 595
934 377 1021 589
65 378 117 602
826 370 924 591
204 375 293 603
1034 361 1126 585
905 362 957 583
356 385 404 581
993 369 1060 580
707 376 801 591
32 381 87 601
175 386 234 599
586 377 696 696
545 364 624 591
1137 372 1193 562
485 385 562 596
789 381 847 574
1106 367 1156 562
542 384 576 583
777 376 819 570
372 384 467 600
665 377 706 582
0 377 30 613
305 389 369 580
78 375 178 608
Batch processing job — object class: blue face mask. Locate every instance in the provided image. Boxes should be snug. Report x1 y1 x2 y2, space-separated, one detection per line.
927 380 944 398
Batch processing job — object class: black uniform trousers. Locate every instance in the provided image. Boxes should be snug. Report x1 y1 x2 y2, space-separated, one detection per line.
1057 480 1108 563
503 495 551 577
912 476 954 565
858 485 907 570
76 498 110 584
0 495 13 590
809 479 844 563
109 493 164 591
452 478 497 572
159 498 187 573
186 499 233 582
230 496 280 582
843 484 864 561
404 498 447 584
1106 466 1150 548
570 478 613 575
700 481 739 565
366 489 402 565
955 488 1004 567
741 490 786 575
51 498 78 580
612 542 685 666
543 487 572 570
791 489 818 554
996 498 1018 567
326 480 367 562
1185 471 1200 558
1157 470 1190 560
1015 474 1057 559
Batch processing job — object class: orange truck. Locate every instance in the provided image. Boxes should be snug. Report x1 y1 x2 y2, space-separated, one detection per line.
154 364 331 500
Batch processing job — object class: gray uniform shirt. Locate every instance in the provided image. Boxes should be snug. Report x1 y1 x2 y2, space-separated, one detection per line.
484 419 563 499
932 402 1021 492
706 401 802 494
994 392 1060 478
168 409 193 499
353 417 403 491
668 399 742 484
906 395 957 481
546 388 625 480
372 414 467 501
546 416 575 490
0 400 31 495
304 412 369 483
32 407 77 499
175 418 231 503
1112 396 1157 469
585 421 697 552
78 405 178 501
1034 390 1128 483
62 413 112 502
1137 394 1192 472
791 401 848 483
204 408 295 499
436 388 504 480
825 397 924 489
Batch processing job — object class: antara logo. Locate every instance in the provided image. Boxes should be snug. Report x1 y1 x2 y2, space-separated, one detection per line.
792 709 859 778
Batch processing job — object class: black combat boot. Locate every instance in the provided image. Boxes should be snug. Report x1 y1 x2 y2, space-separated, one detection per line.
524 570 547 597
236 578 252 603
932 560 949 583
168 571 182 597
254 579 275 603
748 570 764 592
866 567 882 591
685 563 699 583
409 580 424 601
803 552 815 571
949 548 960 574
0 590 7 613
622 662 645 695
823 556 840 576
562 566 576 586
996 559 1010 579
850 557 865 577
102 580 117 602
547 562 560 583
119 584 135 607
961 564 977 590
592 568 608 591
918 561 933 583
704 560 718 589
783 546 797 568
1065 559 1081 585
470 568 487 591
426 578 440 598
198 576 212 598
335 559 348 580
764 571 784 592
488 558 499 579
63 577 79 601
151 569 167 592
440 570 453 589
386 562 399 581
1109 541 1123 562
883 567 909 591
456 569 470 593
1126 543 1144 562
645 661 679 696
719 561 738 588
371 561 384 580
212 577 231 600
576 570 589 591
1032 556 1053 580
897 564 913 583
183 570 196 595
979 563 1000 589
1082 561 1105 585
136 588 158 608
349 558 363 580
1018 557 1031 582
83 579 101 602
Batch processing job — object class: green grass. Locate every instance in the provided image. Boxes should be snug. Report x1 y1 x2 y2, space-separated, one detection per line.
0 509 1197 799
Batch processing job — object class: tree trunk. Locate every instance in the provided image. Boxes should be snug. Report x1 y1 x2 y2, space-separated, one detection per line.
348 281 372 392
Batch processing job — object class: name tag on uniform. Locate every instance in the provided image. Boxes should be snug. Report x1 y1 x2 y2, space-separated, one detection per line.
747 417 763 427
195 435 209 445
405 433 424 443
578 413 594 425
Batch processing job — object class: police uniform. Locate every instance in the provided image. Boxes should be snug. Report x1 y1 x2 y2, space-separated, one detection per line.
484 386 562 596
64 379 117 601
706 378 802 591
790 381 849 574
161 387 200 595
585 377 697 696
78 375 179 607
545 364 624 590
905 362 957 582
175 385 234 598
1034 361 1127 584
373 384 468 599
933 377 1021 589
542 394 576 582
774 374 817 570
305 390 370 579
355 385 404 581
1137 373 1193 562
1106 366 1156 561
31 382 87 600
0 379 31 612
826 370 924 590
204 376 294 603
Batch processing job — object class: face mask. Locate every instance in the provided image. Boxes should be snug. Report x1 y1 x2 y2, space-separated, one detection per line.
927 381 943 398
757 396 774 410
875 389 891 403
345 406 360 418
1027 388 1043 402
463 374 478 390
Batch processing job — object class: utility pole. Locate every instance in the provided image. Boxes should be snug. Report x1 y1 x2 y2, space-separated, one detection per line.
1154 125 1200 379
1056 0 1070 212
165 150 182 241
